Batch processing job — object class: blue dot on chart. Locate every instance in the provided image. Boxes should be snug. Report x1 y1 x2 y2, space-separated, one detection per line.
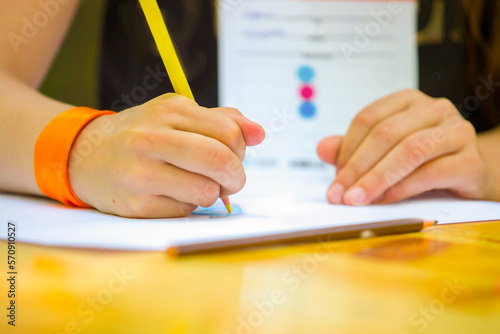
299 102 317 119
298 66 314 82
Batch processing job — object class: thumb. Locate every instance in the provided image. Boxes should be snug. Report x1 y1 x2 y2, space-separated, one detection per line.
317 136 343 166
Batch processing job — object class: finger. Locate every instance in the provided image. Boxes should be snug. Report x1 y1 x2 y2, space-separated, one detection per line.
157 103 248 161
154 95 265 150
317 136 343 165
343 123 470 206
337 89 429 169
377 154 466 204
212 107 266 147
332 103 443 197
135 163 222 208
116 195 198 219
146 129 246 194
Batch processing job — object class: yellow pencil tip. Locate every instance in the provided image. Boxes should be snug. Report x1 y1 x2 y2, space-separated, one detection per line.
222 197 232 213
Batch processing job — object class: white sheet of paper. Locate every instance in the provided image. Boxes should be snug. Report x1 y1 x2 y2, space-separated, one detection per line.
1 1 497 251
1 171 499 251
218 0 417 174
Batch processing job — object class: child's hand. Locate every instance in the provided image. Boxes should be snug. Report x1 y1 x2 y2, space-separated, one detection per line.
68 94 265 218
317 89 492 206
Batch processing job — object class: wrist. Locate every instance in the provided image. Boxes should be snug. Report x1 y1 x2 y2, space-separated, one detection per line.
34 107 115 207
67 113 116 208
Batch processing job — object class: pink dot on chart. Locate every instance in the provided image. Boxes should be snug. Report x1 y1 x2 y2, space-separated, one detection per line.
300 85 314 100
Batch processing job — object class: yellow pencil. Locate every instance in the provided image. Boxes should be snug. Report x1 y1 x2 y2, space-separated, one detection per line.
138 0 232 214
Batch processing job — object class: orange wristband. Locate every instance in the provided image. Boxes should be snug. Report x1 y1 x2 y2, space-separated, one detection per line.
34 107 115 207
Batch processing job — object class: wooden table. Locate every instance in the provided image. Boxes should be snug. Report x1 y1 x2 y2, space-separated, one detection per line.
2 220 500 333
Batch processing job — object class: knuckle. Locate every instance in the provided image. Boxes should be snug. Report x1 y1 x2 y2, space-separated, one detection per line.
147 99 170 118
399 88 420 100
458 120 476 138
164 92 194 105
224 107 242 116
221 164 246 195
118 164 142 190
149 96 195 119
209 147 232 174
234 171 247 193
122 126 155 152
462 150 482 171
223 120 243 146
197 197 218 208
370 171 386 189
423 164 442 184
434 97 454 110
118 164 157 194
341 163 363 181
164 92 179 99
123 197 197 218
402 138 423 157
449 120 475 147
197 180 220 207
124 197 151 218
464 165 485 196
371 123 397 144
176 203 198 217
135 168 156 188
389 181 405 196
224 161 246 193
433 98 456 116
352 111 375 128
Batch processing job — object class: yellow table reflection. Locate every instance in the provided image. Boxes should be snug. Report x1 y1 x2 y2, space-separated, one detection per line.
1 220 500 333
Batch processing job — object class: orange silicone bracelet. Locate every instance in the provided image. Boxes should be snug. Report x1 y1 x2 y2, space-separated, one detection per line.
34 107 115 207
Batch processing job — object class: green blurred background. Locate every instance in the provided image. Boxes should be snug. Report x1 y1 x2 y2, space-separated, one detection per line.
40 0 105 109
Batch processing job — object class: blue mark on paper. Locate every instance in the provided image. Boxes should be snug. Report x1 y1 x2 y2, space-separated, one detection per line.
192 203 245 219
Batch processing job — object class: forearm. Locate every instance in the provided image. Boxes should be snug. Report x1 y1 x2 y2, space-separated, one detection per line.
477 125 500 201
0 0 81 195
0 70 74 195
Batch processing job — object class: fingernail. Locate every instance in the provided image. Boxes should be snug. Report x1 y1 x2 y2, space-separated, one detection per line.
345 187 366 206
327 183 344 204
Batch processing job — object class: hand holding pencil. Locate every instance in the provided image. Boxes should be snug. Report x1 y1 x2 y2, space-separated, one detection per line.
67 1 265 218
137 0 244 213
69 94 264 218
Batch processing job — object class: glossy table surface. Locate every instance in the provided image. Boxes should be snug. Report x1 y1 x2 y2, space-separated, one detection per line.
2 220 500 333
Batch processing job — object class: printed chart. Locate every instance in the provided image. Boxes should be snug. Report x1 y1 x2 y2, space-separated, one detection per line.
218 0 417 174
